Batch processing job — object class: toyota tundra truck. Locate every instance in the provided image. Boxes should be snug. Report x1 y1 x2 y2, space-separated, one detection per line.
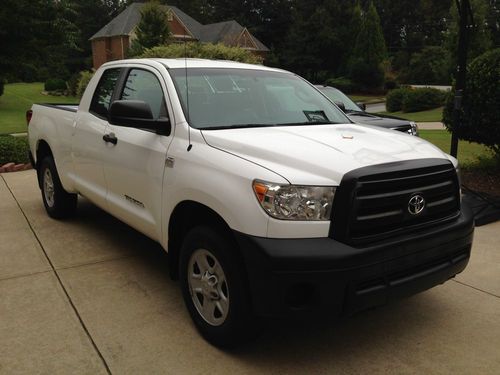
27 59 474 347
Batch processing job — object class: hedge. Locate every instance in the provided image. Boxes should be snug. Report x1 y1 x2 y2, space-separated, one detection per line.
44 78 66 92
140 42 263 64
387 87 446 113
386 88 409 112
402 87 446 112
0 136 30 164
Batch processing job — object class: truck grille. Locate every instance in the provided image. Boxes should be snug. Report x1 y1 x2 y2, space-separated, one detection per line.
330 159 461 246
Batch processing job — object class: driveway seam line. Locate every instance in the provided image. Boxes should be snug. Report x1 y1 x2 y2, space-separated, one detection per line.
0 269 52 282
1 175 113 375
54 254 139 272
452 279 500 299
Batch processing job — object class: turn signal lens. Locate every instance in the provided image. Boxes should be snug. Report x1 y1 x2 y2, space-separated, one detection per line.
253 182 268 202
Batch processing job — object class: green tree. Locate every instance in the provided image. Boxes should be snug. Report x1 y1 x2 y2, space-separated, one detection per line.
0 0 81 82
402 46 452 84
443 49 500 157
70 0 126 71
129 1 171 56
280 0 358 81
348 1 387 88
445 0 494 70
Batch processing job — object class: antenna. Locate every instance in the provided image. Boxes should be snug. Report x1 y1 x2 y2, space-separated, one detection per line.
184 37 192 151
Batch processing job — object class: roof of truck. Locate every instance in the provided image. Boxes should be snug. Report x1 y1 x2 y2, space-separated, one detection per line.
102 58 289 73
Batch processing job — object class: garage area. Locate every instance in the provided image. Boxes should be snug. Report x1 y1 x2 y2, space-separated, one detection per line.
1 170 499 374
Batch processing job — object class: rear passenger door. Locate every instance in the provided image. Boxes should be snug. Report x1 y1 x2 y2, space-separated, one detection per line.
101 67 173 240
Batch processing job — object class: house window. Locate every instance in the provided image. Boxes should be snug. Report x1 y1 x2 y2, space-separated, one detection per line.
167 10 173 21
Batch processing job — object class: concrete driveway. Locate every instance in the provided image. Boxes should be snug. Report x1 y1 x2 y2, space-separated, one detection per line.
1 170 499 374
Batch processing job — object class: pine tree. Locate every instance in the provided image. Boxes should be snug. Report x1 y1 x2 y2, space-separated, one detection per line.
348 1 387 88
130 1 171 56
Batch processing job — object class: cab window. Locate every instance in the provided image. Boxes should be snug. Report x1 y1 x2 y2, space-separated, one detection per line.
89 68 121 118
120 69 167 120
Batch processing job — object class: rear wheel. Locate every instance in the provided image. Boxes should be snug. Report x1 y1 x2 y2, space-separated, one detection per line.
179 226 257 348
39 157 77 219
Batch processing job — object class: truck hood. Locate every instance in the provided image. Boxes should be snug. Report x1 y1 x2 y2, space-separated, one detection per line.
201 124 451 185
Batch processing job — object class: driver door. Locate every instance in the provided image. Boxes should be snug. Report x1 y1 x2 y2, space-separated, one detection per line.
101 67 173 240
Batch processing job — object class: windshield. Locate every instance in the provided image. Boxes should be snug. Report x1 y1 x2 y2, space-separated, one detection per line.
316 86 362 112
168 68 350 129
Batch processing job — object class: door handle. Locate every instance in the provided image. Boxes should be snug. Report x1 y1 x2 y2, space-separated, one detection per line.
103 133 118 145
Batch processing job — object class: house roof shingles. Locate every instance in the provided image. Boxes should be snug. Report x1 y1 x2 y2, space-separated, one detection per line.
90 3 269 52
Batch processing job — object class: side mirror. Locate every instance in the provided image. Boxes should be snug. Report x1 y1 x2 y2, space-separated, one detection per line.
109 100 171 136
334 101 346 112
356 102 366 111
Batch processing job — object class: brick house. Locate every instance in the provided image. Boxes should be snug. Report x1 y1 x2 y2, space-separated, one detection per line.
90 2 269 69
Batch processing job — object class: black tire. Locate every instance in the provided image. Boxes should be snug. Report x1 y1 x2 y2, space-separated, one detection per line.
179 226 257 348
39 157 77 219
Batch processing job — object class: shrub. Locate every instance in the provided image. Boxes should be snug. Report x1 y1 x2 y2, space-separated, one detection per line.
0 136 30 164
402 87 446 112
0 78 4 97
386 88 409 112
44 78 67 92
76 71 94 98
67 72 81 97
140 42 263 64
443 49 500 156
324 77 359 94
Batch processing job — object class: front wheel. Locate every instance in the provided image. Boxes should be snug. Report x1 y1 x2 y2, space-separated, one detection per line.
39 157 77 219
179 226 257 348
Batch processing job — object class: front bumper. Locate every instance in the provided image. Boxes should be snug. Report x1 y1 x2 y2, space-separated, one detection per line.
234 204 474 317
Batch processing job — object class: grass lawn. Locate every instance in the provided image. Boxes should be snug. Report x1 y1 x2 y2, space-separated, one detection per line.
419 129 493 167
0 83 78 134
381 107 444 122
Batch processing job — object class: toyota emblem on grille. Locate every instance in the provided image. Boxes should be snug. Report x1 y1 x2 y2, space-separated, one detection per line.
408 194 425 215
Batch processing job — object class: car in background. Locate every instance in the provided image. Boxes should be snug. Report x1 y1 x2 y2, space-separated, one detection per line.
315 85 418 136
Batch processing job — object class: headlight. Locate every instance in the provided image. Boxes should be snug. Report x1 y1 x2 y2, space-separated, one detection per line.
253 180 336 221
409 121 419 136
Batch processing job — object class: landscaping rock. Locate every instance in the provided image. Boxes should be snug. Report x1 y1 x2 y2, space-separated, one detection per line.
1 163 15 172
0 163 32 174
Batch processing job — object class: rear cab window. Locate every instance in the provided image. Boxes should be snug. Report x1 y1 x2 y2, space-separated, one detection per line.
89 68 121 118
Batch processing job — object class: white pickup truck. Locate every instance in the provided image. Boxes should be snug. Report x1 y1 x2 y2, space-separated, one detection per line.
27 59 474 347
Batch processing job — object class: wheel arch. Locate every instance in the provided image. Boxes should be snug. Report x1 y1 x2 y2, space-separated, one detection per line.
35 139 54 188
167 200 240 280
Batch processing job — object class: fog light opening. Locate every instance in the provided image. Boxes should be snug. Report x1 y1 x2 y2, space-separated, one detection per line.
285 283 315 309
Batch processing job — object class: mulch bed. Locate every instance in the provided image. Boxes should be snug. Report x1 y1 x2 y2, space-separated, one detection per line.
462 169 500 198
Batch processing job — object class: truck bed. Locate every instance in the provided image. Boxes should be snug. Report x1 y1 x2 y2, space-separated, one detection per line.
37 103 79 113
